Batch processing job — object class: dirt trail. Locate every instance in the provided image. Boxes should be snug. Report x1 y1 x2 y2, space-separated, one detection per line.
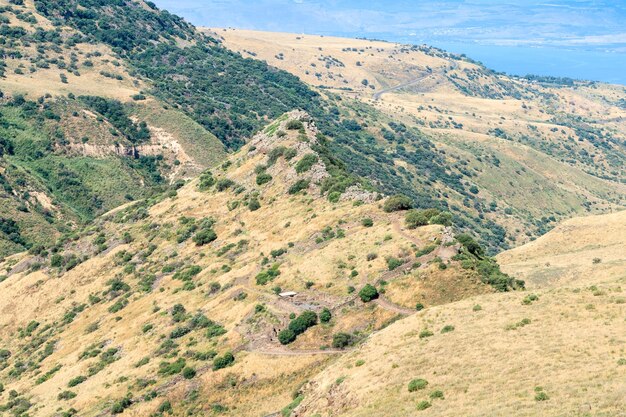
374 296 415 315
247 347 348 356
373 60 458 100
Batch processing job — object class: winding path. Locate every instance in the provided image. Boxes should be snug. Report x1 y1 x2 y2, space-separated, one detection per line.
373 73 433 100
372 60 459 101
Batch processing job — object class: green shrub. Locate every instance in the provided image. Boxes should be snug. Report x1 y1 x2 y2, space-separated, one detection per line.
279 311 318 344
212 352 235 371
415 245 437 257
288 179 310 194
68 375 87 387
158 358 186 376
206 323 227 338
358 284 378 302
193 229 217 246
416 400 431 411
430 390 444 400
405 210 428 229
295 154 318 173
415 303 425 311
332 332 354 349
158 401 173 413
108 299 128 313
361 218 373 227
173 265 202 281
328 191 341 203
111 396 132 414
419 329 434 339
408 378 428 392
267 146 286 165
473 304 482 312
182 366 196 379
456 233 483 257
383 195 413 212
57 391 77 400
535 391 549 401
255 264 281 285
441 325 455 333
320 308 332 323
256 172 272 185
170 327 191 339
386 257 403 271
248 198 261 211
278 329 296 345
284 148 297 160
286 120 304 130
281 394 304 417
215 178 235 192
288 311 318 335
522 294 539 305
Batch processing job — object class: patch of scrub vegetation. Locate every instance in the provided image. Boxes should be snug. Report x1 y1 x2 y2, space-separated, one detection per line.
454 234 524 291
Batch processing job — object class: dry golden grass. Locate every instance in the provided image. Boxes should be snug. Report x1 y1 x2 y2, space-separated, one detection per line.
0 112 487 416
294 281 626 417
498 210 626 288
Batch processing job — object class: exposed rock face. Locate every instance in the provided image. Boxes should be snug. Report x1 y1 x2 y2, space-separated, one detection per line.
340 185 379 203
248 110 330 196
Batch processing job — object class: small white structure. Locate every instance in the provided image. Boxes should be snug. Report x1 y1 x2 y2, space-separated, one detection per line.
279 291 298 298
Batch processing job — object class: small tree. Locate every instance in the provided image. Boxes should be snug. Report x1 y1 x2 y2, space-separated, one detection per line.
319 308 332 323
193 229 217 246
248 198 261 211
383 195 413 212
332 332 353 349
358 284 378 302
278 328 296 345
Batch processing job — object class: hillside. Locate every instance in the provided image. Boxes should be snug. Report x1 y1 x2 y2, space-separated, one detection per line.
214 29 626 247
0 2 624 417
0 112 512 416
291 278 626 417
2 1 624 258
291 208 626 417
497 210 626 288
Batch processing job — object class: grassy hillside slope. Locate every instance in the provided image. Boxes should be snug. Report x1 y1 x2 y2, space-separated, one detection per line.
498 210 626 288
292 280 626 417
0 113 511 416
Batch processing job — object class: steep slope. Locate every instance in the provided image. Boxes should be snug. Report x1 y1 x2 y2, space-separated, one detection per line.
214 29 626 247
497 210 626 288
0 113 510 417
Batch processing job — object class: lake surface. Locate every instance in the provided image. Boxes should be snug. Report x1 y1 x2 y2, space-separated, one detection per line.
390 39 626 86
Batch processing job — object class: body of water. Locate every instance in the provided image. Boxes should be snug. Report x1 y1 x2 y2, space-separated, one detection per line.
395 39 626 85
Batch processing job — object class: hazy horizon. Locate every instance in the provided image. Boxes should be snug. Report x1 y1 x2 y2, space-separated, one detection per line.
153 0 626 84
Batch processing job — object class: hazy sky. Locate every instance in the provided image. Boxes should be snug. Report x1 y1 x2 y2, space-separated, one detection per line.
152 0 626 83
153 0 626 48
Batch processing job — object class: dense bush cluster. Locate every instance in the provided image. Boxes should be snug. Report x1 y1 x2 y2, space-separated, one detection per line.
278 311 318 345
